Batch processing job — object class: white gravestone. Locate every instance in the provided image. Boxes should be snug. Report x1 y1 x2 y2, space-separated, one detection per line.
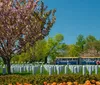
95 65 98 74
49 67 52 75
83 66 86 75
57 66 60 74
88 66 92 75
64 65 68 74
32 66 35 75
74 66 77 73
40 65 43 74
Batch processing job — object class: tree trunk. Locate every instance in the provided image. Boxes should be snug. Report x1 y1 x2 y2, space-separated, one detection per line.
45 56 47 64
6 58 11 74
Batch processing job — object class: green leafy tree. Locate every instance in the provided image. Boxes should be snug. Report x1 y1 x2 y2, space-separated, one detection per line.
85 40 100 56
76 34 86 53
85 35 97 50
94 40 100 55
12 34 67 63
86 35 97 42
67 44 80 57
79 35 100 57
31 39 47 62
44 34 66 62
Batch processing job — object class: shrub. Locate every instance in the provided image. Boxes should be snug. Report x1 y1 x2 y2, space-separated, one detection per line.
0 74 100 84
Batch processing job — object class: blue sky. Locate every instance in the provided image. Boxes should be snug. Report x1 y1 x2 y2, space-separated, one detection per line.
43 0 100 44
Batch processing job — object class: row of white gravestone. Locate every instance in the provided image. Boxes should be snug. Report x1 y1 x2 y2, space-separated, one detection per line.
67 65 98 75
10 64 40 73
44 65 99 75
1 64 40 74
1 64 100 75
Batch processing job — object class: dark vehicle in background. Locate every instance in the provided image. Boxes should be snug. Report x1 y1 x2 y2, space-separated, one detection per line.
55 57 100 65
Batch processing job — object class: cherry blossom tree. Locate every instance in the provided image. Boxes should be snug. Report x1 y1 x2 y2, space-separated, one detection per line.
0 0 56 74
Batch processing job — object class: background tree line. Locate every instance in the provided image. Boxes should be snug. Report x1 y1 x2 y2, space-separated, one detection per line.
12 34 100 63
67 34 100 57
